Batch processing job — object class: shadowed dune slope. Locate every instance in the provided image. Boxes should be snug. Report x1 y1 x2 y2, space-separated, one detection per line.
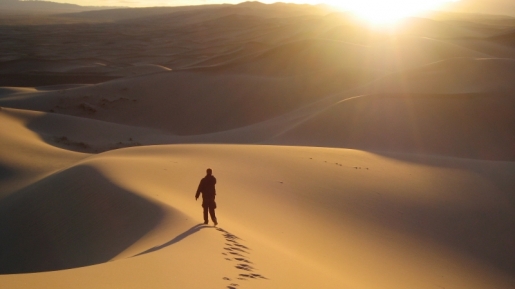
185 41 273 68
368 36 490 72
199 39 377 75
372 57 515 94
0 71 364 135
267 93 515 161
490 29 515 46
0 58 172 86
0 165 165 274
191 37 488 75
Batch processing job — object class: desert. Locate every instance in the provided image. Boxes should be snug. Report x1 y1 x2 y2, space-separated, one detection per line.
0 1 514 289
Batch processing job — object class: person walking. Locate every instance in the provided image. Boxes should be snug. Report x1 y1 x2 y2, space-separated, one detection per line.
195 168 218 226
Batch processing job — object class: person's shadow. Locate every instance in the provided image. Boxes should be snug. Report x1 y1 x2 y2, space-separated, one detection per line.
134 224 209 257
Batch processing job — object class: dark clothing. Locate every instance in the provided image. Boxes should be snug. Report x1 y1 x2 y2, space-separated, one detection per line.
196 175 217 223
195 175 217 201
203 201 217 224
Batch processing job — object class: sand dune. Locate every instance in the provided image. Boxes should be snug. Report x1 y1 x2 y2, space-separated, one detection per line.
206 38 377 75
266 92 515 160
1 144 514 288
450 38 515 58
0 164 166 274
2 57 514 160
0 87 37 97
187 41 272 68
0 108 88 196
0 70 366 135
443 0 515 17
190 36 489 75
0 3 501 86
0 58 171 77
0 0 106 15
2 107 175 153
490 29 515 46
368 36 490 70
372 57 515 94
397 17 504 38
1 2 515 289
61 2 330 24
0 58 111 74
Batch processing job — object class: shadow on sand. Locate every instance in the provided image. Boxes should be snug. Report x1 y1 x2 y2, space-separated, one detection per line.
134 224 210 257
0 165 164 274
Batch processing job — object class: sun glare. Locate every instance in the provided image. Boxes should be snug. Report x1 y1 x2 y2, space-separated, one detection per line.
324 0 458 24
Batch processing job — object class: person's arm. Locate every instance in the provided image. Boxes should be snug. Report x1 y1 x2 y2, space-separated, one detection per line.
195 179 203 200
213 177 217 196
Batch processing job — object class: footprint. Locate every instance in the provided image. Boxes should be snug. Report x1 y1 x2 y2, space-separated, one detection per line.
233 244 249 249
230 247 248 253
225 235 239 240
235 264 254 271
218 228 268 284
223 277 231 281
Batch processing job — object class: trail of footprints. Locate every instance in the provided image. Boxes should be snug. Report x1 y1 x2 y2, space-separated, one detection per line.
217 228 267 289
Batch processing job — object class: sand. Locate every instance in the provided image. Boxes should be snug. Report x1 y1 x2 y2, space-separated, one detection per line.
0 2 514 289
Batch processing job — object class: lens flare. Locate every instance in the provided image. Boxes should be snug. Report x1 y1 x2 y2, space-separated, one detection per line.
321 0 458 24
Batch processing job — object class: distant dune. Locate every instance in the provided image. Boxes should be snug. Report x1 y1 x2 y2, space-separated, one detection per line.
1 3 514 289
0 0 109 15
443 0 515 17
371 57 515 93
490 29 515 46
0 71 364 135
267 92 515 160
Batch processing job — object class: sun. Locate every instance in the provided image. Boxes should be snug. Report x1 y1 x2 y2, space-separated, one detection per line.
324 0 458 25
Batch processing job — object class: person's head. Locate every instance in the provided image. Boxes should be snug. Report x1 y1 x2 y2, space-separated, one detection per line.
206 168 212 175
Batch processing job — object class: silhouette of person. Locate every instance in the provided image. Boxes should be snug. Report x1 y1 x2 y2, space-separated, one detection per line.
195 168 218 225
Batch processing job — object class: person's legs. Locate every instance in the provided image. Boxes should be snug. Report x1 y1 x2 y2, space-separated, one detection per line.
203 204 209 224
209 204 217 225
